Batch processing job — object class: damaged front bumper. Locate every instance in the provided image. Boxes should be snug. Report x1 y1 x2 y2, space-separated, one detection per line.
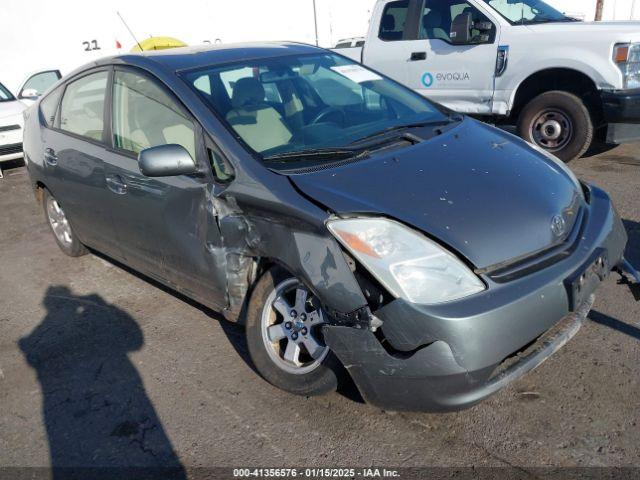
322 185 628 412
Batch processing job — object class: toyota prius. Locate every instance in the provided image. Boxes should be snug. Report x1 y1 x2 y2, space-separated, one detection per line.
23 43 628 411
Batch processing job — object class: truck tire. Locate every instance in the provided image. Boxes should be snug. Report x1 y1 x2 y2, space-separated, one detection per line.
517 91 593 163
43 189 88 257
245 266 342 396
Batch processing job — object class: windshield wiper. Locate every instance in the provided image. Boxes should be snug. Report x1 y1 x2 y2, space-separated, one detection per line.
263 147 367 162
350 116 461 146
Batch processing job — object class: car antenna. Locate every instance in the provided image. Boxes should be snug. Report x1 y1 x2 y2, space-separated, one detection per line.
117 11 143 52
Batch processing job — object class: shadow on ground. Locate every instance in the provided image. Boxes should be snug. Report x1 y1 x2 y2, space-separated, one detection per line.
18 286 186 479
90 252 366 406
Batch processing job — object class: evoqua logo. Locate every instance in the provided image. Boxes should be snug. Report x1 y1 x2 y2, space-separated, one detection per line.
422 71 471 87
421 72 434 88
437 72 471 82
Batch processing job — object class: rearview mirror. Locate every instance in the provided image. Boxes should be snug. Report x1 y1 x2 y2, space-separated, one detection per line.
138 144 198 177
450 12 473 45
19 88 40 99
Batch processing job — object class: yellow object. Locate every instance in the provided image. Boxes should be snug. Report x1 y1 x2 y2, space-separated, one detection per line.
130 37 187 53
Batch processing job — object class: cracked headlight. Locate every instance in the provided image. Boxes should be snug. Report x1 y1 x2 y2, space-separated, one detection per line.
614 43 640 89
327 218 485 305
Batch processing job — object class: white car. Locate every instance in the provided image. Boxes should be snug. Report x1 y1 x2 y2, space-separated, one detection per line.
0 81 27 177
16 69 62 106
0 70 61 177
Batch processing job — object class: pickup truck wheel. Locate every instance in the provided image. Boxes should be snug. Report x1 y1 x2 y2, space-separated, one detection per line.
43 189 88 257
245 267 341 396
517 91 593 162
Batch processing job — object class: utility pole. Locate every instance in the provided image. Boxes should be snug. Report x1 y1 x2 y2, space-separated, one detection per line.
313 0 320 46
595 0 605 20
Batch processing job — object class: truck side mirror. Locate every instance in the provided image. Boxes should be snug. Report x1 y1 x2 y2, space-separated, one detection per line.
450 12 473 45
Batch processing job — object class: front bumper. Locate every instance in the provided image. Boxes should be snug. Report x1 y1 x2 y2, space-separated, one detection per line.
601 89 640 144
323 186 627 412
0 125 24 162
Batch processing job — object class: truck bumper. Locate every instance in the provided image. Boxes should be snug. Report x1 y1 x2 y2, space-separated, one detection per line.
601 89 640 144
323 186 627 412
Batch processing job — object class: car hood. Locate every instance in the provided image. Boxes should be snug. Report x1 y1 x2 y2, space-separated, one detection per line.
0 100 26 125
527 21 640 41
289 119 584 270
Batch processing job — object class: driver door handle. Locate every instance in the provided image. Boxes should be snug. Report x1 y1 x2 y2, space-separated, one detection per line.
106 174 128 195
410 52 427 61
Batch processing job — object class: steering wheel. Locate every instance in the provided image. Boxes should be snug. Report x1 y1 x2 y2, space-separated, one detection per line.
310 107 346 126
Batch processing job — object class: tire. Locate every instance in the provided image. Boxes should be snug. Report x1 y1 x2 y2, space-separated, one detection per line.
43 189 88 257
517 90 593 163
245 267 342 396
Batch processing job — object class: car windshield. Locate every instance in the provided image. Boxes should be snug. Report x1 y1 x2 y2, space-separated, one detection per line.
0 82 15 102
482 0 579 24
182 53 449 164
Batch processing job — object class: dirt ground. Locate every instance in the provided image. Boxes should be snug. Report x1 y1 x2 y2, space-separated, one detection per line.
0 144 638 475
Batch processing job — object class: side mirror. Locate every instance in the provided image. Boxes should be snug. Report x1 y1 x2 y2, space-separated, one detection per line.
138 144 198 177
19 88 40 99
450 12 473 45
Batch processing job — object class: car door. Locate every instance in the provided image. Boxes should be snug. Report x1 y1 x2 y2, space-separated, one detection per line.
404 0 500 114
42 68 121 256
18 70 62 105
104 67 227 307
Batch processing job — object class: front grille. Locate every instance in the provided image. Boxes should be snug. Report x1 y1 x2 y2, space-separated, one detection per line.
0 143 23 156
0 124 21 132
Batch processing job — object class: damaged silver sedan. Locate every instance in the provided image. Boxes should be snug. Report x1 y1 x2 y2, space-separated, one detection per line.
23 43 629 411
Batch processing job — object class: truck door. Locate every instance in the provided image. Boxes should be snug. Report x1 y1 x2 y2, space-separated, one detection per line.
363 0 418 86
400 0 501 114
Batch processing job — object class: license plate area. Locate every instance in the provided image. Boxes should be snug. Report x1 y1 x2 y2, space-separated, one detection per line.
564 248 610 311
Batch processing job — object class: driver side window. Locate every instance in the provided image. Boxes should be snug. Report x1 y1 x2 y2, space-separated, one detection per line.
419 0 495 43
112 70 197 160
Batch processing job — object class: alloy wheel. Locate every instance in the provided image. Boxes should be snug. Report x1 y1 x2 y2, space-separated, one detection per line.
46 197 73 246
260 278 329 375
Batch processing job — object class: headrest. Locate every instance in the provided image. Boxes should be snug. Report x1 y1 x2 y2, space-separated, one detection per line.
381 14 396 31
231 77 265 109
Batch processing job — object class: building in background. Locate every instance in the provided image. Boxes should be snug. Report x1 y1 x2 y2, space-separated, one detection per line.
0 0 377 93
1 0 640 94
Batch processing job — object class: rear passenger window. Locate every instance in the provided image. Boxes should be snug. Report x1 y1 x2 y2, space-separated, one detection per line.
59 71 108 141
112 70 196 160
379 0 409 41
40 86 63 128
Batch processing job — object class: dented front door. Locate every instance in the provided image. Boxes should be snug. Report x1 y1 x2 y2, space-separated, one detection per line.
104 67 227 308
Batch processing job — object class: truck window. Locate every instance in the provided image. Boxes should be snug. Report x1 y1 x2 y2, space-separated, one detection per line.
379 0 409 41
420 0 494 43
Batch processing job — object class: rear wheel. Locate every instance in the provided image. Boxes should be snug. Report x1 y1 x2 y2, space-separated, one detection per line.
517 90 593 163
43 189 87 257
245 267 341 396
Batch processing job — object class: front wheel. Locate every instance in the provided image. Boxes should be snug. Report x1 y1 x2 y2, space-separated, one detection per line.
245 267 342 396
517 90 593 163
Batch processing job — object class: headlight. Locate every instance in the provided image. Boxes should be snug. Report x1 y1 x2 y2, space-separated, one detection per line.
327 218 485 305
614 43 640 89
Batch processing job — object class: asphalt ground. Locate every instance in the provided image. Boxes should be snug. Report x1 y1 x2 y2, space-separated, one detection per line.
0 144 638 477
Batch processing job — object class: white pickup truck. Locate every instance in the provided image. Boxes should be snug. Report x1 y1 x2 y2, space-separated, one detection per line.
336 0 640 161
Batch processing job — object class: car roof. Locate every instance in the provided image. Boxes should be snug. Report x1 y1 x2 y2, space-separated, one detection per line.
108 41 325 73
